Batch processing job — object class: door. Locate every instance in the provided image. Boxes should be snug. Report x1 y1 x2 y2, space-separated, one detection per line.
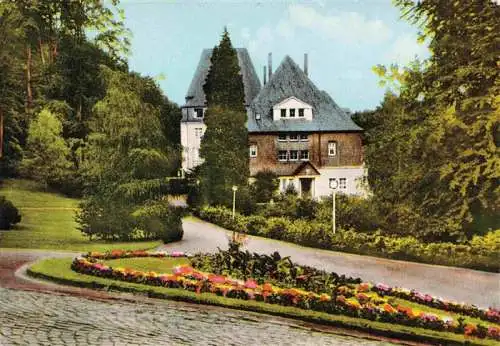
300 178 313 198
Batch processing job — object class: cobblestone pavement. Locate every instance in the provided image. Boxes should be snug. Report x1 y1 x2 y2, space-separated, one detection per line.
160 217 500 309
0 288 397 346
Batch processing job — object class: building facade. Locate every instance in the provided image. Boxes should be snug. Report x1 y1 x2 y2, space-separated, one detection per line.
181 49 366 198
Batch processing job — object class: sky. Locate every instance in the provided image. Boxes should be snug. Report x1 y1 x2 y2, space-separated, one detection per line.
118 0 430 112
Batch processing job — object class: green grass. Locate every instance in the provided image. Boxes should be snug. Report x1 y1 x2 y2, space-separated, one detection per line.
0 179 161 252
103 257 189 273
27 257 498 346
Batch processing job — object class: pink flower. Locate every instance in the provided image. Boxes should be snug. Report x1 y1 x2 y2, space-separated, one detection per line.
375 283 391 292
171 251 184 257
244 280 258 289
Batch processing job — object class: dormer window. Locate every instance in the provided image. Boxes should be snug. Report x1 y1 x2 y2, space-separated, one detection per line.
289 134 298 141
272 97 313 121
278 134 287 141
195 108 204 118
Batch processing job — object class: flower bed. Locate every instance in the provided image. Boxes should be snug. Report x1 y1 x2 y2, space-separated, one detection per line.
369 283 500 324
71 251 500 341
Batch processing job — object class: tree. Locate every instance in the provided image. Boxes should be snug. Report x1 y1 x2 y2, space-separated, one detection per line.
252 170 279 203
20 108 72 188
200 29 248 207
203 28 245 112
77 67 181 241
361 1 499 241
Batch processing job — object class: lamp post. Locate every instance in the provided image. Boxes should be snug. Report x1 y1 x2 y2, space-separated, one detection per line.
232 185 238 220
329 179 338 235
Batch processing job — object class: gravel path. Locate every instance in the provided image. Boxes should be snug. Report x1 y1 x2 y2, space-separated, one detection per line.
159 217 500 309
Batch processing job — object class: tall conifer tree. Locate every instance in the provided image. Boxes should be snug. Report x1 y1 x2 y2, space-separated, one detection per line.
200 28 248 206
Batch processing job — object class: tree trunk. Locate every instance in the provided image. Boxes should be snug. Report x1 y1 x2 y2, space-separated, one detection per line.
26 44 33 112
39 38 45 66
0 108 3 159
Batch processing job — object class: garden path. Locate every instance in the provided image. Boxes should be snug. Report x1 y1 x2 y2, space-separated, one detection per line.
159 217 500 309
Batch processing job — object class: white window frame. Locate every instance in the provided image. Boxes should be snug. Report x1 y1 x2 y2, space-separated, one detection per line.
289 150 299 161
300 150 309 161
299 134 308 141
280 109 286 118
328 141 337 156
339 178 347 189
194 127 203 139
289 134 298 142
249 144 257 158
194 108 204 118
278 150 288 161
278 134 287 141
289 108 296 118
298 108 305 117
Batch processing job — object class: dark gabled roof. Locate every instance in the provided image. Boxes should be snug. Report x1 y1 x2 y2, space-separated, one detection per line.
183 48 261 108
248 56 362 133
292 161 320 176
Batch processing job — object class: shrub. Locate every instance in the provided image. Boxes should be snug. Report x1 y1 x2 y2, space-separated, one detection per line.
0 196 21 230
251 170 279 203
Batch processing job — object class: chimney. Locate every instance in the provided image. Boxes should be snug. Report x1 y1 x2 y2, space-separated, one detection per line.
263 66 267 85
304 53 308 77
268 52 272 81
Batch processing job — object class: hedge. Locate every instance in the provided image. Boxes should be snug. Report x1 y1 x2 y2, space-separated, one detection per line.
197 206 500 272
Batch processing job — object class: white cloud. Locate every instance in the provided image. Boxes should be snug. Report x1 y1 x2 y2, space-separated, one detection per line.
385 34 429 66
244 26 274 55
277 5 392 44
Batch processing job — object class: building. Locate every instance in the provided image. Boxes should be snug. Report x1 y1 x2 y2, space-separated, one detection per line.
180 48 261 171
181 49 366 198
248 54 366 198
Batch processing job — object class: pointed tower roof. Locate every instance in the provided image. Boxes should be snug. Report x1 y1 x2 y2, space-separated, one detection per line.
248 55 362 132
183 48 261 108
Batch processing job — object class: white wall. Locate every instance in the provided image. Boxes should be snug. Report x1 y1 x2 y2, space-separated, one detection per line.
181 122 206 171
273 97 313 121
315 166 368 198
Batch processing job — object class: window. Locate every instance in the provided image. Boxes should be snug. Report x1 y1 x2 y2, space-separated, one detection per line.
289 109 296 117
328 141 337 156
289 150 299 161
195 108 204 118
278 133 287 141
339 178 347 189
300 150 309 160
278 150 288 161
281 109 286 118
298 108 304 117
299 134 308 141
249 144 257 158
289 134 298 141
194 127 203 138
329 178 338 189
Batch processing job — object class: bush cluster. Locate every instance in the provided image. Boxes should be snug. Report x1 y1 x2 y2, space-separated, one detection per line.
0 196 21 230
197 206 499 272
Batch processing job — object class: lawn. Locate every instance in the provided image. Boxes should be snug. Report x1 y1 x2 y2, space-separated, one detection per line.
27 257 497 346
0 179 161 252
103 257 189 273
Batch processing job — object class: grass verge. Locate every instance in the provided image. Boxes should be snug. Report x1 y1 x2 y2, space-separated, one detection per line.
0 179 161 252
28 257 497 346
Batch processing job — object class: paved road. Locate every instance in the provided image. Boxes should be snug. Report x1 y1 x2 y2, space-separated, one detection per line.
160 217 500 309
0 287 399 346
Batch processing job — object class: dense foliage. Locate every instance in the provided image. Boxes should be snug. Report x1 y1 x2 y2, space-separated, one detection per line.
353 0 500 241
0 195 21 229
199 29 249 207
198 206 499 272
77 67 181 241
251 170 279 203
